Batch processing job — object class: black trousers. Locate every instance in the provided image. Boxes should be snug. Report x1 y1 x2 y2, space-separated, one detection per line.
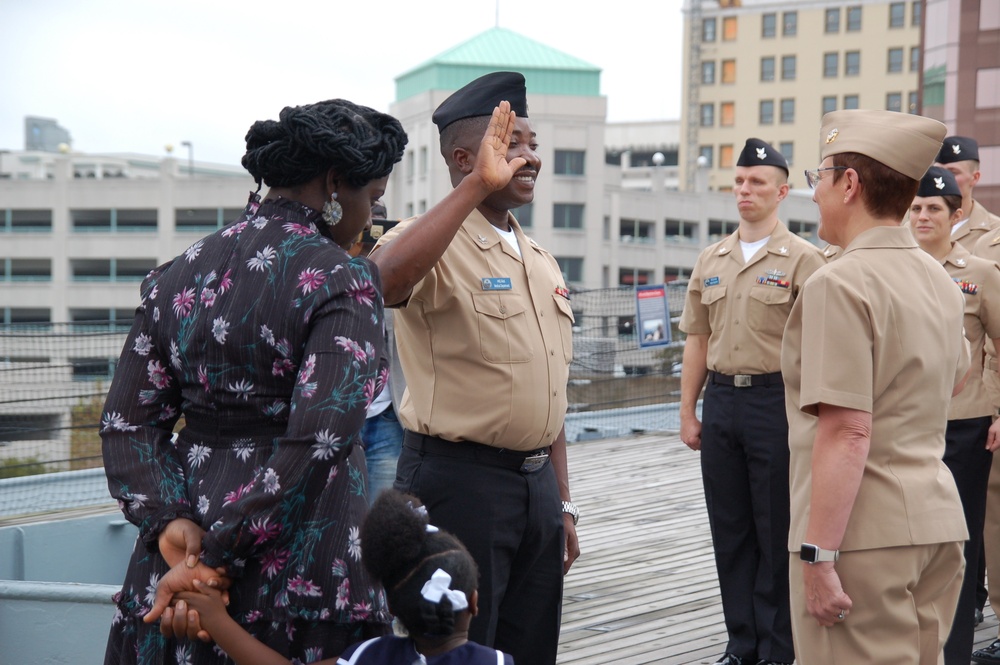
394 433 565 665
700 380 795 663
942 416 993 665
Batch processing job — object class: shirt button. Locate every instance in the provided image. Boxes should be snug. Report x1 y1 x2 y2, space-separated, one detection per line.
499 306 507 314
550 349 555 356
736 294 742 299
553 391 558 396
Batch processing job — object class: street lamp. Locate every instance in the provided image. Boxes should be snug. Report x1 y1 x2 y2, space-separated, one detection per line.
180 141 193 177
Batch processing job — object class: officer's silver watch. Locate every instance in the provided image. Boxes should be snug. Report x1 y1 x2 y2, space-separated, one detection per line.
561 500 579 526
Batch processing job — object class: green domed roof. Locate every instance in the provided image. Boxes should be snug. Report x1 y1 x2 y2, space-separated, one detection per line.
395 27 601 102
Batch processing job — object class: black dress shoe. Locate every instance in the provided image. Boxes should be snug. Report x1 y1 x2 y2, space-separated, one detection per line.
756 661 793 665
712 655 751 665
973 639 1000 665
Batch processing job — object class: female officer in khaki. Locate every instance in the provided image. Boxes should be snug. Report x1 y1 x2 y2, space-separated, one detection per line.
781 110 970 665
679 139 825 665
911 165 1000 664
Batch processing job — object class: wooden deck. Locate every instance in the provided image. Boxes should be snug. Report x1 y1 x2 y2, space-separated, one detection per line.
559 433 1000 665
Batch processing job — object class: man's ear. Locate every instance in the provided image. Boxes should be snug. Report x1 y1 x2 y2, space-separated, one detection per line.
452 146 477 175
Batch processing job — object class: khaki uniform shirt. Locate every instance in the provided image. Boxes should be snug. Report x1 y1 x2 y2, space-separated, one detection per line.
679 221 825 374
973 225 1000 406
939 242 1000 420
952 199 1000 251
782 226 969 552
373 210 573 451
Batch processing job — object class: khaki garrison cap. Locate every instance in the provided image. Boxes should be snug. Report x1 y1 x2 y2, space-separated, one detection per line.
819 110 947 181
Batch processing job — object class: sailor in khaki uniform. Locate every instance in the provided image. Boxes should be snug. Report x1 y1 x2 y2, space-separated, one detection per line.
971 226 1000 665
679 139 825 665
782 110 970 665
371 72 578 665
911 165 1000 664
936 136 1000 251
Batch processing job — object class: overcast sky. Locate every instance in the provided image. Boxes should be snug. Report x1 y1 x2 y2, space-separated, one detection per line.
0 0 686 166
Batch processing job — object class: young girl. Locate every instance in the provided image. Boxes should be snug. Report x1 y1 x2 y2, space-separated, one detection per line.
176 490 513 665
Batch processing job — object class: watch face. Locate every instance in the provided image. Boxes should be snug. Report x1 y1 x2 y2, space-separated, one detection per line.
800 544 818 562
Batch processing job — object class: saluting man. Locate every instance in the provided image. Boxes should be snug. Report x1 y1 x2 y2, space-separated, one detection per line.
679 139 825 665
371 72 579 665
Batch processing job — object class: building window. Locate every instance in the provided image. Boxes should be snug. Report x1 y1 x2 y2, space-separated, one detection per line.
418 147 428 176
2 209 52 233
845 51 861 76
555 257 583 283
780 98 795 124
782 55 797 80
665 219 697 241
783 11 798 36
176 208 242 232
761 57 775 82
618 269 653 287
844 94 860 110
554 150 585 175
720 102 735 127
759 100 775 125
825 8 841 33
824 52 839 78
701 61 716 84
886 92 903 112
887 48 904 73
703 17 717 42
822 95 838 115
723 16 737 40
4 259 52 282
910 46 920 72
788 220 818 239
847 6 862 31
912 0 921 26
889 2 905 28
553 204 584 230
762 13 777 38
779 142 794 166
709 219 739 237
511 203 533 228
699 145 714 167
620 219 655 243
908 90 919 114
721 59 736 84
700 103 715 127
719 145 734 169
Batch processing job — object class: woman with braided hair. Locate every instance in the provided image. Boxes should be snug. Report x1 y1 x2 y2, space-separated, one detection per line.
168 490 512 665
100 98 406 664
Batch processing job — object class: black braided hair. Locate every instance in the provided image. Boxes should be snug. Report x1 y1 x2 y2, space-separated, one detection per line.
361 490 478 637
242 99 407 189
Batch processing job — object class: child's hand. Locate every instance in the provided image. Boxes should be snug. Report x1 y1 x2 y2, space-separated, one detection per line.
175 580 232 636
144 558 229 630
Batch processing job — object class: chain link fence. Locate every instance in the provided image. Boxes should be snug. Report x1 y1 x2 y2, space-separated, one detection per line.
0 284 689 520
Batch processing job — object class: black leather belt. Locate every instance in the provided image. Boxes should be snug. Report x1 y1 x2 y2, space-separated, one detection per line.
403 431 550 474
708 370 783 388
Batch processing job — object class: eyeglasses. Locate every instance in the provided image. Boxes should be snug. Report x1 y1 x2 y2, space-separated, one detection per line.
804 166 848 189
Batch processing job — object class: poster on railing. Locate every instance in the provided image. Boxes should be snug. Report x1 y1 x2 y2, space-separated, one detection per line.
635 284 672 348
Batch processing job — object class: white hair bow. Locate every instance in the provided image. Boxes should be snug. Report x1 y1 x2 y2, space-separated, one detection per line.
420 568 468 611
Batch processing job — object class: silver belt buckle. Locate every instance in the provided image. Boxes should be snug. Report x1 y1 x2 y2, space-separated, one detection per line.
520 452 549 473
734 374 753 388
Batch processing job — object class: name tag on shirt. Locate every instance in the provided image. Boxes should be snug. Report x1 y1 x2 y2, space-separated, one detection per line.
704 276 720 287
482 277 512 291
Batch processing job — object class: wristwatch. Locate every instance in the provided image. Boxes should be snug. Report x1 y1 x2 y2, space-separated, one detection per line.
800 543 839 564
561 501 579 526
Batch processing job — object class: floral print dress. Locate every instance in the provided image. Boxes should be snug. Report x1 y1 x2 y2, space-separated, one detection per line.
101 194 391 664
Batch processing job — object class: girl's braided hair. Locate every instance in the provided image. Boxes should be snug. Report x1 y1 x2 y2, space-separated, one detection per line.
361 490 478 637
242 99 407 189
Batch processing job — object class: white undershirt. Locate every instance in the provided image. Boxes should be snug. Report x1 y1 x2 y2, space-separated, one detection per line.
495 225 522 256
951 219 970 236
739 236 770 263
